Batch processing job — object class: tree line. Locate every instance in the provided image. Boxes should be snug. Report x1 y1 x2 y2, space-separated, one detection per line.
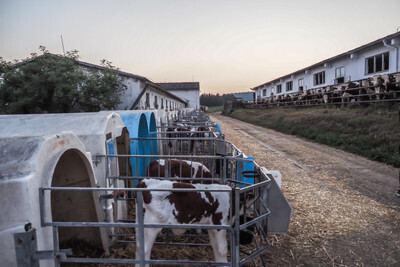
200 93 235 107
0 47 125 114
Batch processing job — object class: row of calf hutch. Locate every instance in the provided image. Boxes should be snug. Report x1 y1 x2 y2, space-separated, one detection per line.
0 110 292 266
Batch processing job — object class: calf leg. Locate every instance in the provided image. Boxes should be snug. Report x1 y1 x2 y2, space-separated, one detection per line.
135 227 162 267
208 229 228 262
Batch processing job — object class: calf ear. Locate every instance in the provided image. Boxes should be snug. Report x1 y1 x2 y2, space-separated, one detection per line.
246 191 255 201
238 190 255 203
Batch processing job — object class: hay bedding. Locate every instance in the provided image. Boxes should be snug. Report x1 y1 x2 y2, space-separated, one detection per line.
104 202 266 266
62 194 266 266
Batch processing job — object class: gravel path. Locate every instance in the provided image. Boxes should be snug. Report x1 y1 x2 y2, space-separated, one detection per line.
210 112 400 266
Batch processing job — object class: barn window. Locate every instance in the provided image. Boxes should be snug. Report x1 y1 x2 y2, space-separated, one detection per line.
145 93 150 108
365 52 389 74
154 95 158 109
262 89 266 96
298 79 304 91
314 71 325 85
286 81 293 92
277 84 282 93
161 98 164 109
335 67 345 83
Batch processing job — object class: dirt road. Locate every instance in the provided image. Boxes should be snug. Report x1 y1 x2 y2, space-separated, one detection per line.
210 113 400 266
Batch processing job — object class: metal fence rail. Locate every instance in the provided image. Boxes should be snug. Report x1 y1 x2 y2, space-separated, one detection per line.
38 173 271 266
244 79 400 109
15 112 279 267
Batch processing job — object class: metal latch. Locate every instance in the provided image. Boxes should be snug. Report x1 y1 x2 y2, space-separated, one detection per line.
14 228 72 266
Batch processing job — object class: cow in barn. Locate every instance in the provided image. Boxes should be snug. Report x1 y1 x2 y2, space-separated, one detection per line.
322 86 333 104
382 73 400 99
370 75 386 100
135 179 254 266
146 159 213 183
391 73 400 88
341 82 360 106
331 83 347 105
358 78 375 101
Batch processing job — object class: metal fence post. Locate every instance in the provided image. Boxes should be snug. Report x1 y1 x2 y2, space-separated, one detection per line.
14 228 39 267
136 191 145 267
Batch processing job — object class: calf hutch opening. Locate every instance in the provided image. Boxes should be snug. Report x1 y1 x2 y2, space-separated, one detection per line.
2 110 292 266
51 149 105 251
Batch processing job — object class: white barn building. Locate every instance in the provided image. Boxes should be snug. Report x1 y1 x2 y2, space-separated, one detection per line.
77 61 189 112
252 32 400 101
156 82 200 110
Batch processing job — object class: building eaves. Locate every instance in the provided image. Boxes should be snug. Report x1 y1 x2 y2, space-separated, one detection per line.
252 31 400 90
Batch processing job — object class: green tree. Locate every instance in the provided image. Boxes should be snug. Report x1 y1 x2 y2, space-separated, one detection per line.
0 47 126 114
77 59 126 112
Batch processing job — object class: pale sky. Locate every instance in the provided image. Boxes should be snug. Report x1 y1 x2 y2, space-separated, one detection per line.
1 0 399 94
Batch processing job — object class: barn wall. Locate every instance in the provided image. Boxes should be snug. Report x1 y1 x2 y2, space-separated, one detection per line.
168 89 199 109
136 86 186 111
117 77 143 110
254 34 400 100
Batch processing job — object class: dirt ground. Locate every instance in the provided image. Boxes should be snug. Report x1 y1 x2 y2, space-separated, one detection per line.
209 112 400 266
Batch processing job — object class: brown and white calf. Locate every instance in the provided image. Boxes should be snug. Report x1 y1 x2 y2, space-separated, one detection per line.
135 179 233 265
147 159 212 183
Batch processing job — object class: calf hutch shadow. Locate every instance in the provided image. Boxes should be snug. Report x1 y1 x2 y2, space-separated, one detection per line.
2 110 291 266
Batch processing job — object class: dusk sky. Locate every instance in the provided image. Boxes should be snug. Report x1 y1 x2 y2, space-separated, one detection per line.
1 0 399 94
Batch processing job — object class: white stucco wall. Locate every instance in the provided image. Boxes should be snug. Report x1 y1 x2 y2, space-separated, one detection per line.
117 78 144 110
136 87 186 111
168 90 199 109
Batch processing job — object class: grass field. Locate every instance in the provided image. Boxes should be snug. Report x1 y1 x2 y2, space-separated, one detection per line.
224 104 400 167
206 106 224 113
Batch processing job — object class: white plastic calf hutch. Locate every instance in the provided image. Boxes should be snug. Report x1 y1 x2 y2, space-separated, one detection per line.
0 112 132 265
0 129 105 267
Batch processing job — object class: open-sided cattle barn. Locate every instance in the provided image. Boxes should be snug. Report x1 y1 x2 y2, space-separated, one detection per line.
251 31 400 107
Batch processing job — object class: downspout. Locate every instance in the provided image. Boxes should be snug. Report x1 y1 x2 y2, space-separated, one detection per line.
383 39 399 73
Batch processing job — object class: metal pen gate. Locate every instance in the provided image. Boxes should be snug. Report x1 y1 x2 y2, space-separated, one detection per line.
19 113 274 266
32 157 271 266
